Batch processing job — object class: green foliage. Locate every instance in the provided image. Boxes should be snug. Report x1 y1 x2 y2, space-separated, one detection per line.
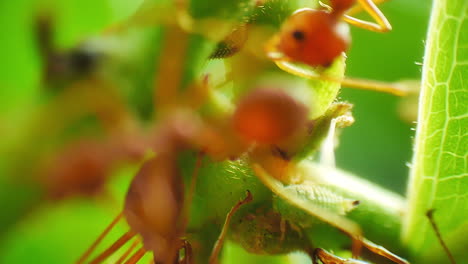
1 0 457 264
403 1 468 263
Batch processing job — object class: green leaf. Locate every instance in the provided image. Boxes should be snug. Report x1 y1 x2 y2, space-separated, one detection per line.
403 1 468 263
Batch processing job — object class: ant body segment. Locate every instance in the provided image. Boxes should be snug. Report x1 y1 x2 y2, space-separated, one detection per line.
267 0 391 67
266 0 408 96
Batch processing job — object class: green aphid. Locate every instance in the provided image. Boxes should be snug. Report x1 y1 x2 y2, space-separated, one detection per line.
274 183 359 228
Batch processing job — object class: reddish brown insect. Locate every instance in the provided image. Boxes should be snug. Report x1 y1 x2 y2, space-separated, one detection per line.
40 135 146 200
269 0 391 68
76 81 411 264
275 8 351 67
74 103 262 264
265 0 409 96
233 87 308 145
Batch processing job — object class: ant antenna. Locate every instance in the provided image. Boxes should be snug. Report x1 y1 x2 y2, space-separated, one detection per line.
76 212 123 264
274 60 408 96
426 209 457 264
89 231 136 264
181 152 203 231
209 190 253 264
187 153 203 210
362 238 409 264
115 239 141 264
123 247 147 264
343 0 392 32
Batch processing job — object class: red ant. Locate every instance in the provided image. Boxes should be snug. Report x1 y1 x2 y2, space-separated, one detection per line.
272 0 391 67
266 0 409 96
76 82 409 264
75 85 310 264
73 1 410 259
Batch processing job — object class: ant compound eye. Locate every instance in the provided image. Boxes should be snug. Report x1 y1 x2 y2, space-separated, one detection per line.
292 30 305 41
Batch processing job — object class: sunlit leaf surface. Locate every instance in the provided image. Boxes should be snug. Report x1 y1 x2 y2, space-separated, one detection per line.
403 1 468 263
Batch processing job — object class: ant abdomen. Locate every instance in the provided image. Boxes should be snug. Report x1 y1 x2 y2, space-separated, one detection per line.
233 87 309 145
124 155 184 264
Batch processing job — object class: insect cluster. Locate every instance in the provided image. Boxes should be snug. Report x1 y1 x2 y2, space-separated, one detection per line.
18 0 414 264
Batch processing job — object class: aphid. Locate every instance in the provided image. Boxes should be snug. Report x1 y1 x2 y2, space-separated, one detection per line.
253 164 410 264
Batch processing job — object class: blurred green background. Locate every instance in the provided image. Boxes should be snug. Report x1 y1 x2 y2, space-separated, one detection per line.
0 0 432 263
337 0 431 193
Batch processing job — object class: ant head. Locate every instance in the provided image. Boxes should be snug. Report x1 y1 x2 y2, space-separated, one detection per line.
233 87 308 145
276 9 350 67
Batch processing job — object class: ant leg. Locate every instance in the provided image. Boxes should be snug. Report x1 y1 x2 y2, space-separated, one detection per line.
186 153 203 211
115 239 141 264
274 60 409 96
311 248 368 264
208 191 254 264
180 240 193 264
426 209 457 264
182 153 203 230
342 0 392 32
124 247 147 264
361 238 409 264
346 0 390 16
76 213 123 264
89 230 137 264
